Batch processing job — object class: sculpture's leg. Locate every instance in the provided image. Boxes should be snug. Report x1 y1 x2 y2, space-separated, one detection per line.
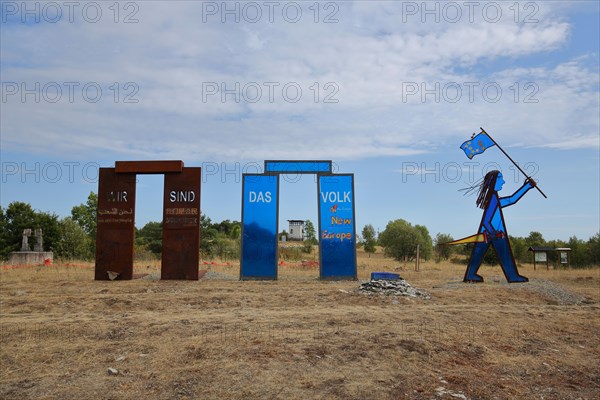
492 238 528 283
464 241 490 282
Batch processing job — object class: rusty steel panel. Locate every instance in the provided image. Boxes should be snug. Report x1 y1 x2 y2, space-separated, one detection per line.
115 160 184 174
95 168 136 280
161 167 201 280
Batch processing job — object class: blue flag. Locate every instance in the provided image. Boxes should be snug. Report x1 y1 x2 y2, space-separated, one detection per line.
460 132 495 159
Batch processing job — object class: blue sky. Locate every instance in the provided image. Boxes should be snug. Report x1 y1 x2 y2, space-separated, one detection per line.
1 1 599 241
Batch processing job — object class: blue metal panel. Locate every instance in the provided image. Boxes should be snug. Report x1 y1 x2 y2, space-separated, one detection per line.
240 174 279 280
318 174 357 280
264 160 332 174
371 272 401 281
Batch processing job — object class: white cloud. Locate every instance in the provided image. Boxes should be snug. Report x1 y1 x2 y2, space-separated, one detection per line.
1 1 597 161
540 135 600 150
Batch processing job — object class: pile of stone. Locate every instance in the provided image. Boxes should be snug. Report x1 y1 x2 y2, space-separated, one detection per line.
359 279 431 299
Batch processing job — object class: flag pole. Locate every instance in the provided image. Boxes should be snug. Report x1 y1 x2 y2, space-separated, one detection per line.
480 127 547 198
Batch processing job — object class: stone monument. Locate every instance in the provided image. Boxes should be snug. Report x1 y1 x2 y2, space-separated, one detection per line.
21 228 32 251
34 228 44 252
8 228 54 266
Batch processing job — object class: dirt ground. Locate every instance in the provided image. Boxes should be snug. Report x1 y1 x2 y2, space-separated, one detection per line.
1 250 599 400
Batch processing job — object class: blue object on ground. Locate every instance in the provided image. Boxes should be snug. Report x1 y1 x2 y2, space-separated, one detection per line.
370 272 402 281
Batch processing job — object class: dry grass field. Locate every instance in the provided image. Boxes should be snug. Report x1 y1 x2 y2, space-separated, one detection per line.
1 248 599 400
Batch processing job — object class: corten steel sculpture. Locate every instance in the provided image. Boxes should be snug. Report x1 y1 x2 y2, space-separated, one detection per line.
95 161 201 281
443 128 546 283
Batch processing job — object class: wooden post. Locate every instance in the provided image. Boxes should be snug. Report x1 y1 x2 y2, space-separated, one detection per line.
415 244 420 272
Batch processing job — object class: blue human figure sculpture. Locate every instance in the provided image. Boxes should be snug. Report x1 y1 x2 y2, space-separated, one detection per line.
464 170 536 283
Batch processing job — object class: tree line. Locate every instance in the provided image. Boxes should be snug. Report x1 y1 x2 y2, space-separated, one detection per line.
0 194 317 262
0 193 242 262
2 194 599 267
1 195 97 261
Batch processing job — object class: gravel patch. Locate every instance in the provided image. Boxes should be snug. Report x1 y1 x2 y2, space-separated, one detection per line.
516 279 589 305
202 271 238 280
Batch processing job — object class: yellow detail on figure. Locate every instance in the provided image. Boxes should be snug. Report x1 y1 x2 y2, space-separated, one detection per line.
441 233 487 246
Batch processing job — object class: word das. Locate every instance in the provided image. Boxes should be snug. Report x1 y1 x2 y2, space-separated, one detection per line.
249 191 272 203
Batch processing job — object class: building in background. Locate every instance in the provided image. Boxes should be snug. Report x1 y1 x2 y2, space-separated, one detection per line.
287 220 305 241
